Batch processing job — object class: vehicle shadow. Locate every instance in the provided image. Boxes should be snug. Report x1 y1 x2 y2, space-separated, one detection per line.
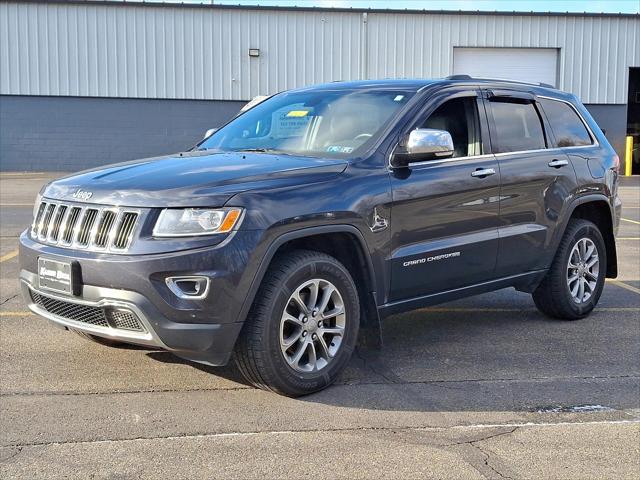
144 290 639 412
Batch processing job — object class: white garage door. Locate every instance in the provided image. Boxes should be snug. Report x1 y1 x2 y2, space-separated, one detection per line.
453 48 558 87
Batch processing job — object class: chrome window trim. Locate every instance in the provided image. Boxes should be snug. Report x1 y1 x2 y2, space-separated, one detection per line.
536 95 599 148
389 152 496 169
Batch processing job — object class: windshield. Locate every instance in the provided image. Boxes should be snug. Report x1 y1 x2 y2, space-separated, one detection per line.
199 89 415 158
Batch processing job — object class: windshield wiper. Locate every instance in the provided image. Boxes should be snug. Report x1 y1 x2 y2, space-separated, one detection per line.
235 148 284 154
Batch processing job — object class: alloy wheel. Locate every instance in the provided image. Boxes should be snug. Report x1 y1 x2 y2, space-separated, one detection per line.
567 237 600 304
279 278 346 373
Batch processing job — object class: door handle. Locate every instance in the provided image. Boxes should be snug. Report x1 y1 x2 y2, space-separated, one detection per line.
548 159 569 168
471 168 496 178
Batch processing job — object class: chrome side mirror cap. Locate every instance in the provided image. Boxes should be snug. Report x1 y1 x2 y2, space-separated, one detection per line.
391 128 454 168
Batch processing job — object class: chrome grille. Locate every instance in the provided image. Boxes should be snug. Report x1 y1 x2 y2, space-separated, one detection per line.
31 201 139 253
30 290 146 332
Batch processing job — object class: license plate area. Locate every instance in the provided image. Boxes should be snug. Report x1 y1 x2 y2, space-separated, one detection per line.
38 258 74 295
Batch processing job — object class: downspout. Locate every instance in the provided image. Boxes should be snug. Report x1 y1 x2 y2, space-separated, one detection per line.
361 12 369 80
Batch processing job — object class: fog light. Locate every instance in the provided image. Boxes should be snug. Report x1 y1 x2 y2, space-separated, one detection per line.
166 276 210 300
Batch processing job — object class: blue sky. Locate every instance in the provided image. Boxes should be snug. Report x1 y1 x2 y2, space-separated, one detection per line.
165 0 640 14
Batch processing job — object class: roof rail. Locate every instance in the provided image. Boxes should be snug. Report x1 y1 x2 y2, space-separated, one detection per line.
445 74 555 89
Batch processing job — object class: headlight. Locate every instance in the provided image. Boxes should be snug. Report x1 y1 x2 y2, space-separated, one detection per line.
153 208 243 237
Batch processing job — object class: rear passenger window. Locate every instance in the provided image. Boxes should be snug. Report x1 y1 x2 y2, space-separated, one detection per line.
490 101 546 153
540 98 593 147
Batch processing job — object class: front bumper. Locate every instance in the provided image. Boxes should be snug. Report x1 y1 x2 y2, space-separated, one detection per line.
19 229 265 365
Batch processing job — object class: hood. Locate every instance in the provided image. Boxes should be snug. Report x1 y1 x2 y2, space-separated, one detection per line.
42 151 348 207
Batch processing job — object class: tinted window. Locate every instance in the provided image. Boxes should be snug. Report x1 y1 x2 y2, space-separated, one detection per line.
421 97 482 158
540 98 593 147
490 101 546 153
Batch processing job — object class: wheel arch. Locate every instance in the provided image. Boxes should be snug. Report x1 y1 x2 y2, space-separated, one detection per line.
238 225 383 348
564 195 617 278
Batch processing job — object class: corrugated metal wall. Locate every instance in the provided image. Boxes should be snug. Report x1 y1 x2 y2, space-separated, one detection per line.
1 1 638 104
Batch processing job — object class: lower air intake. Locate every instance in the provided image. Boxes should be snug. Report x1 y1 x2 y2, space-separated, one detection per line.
30 290 146 333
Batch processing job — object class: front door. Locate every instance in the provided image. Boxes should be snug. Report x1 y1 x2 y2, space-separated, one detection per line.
388 89 501 302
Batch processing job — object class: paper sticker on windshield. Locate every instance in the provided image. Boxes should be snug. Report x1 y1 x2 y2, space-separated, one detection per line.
326 146 354 153
394 95 405 102
286 110 310 117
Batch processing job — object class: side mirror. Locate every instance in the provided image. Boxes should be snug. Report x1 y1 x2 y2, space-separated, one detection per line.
391 128 454 168
203 128 218 140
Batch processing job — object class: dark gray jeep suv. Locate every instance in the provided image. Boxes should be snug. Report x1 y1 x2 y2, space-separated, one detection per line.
19 77 621 396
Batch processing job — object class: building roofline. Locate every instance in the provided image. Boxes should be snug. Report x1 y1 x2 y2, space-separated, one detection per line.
12 0 640 19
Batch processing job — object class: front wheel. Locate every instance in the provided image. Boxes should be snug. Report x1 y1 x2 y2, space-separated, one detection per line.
533 219 607 320
234 250 360 396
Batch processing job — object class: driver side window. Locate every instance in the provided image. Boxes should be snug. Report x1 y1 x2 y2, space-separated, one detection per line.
420 97 482 158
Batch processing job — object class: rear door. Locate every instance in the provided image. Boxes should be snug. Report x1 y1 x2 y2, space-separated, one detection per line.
483 89 578 277
388 87 501 301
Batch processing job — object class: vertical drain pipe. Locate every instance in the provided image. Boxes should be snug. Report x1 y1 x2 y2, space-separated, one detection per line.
360 12 368 80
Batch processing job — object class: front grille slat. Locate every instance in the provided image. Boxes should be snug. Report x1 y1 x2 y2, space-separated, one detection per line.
30 289 146 333
32 202 47 237
61 207 82 245
49 205 68 242
30 201 139 253
38 203 56 240
76 208 99 246
93 210 117 248
112 212 138 250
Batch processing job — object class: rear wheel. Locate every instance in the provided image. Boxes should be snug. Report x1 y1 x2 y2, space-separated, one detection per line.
533 219 607 320
234 250 359 396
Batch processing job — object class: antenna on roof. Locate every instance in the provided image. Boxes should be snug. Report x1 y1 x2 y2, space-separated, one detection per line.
446 74 473 80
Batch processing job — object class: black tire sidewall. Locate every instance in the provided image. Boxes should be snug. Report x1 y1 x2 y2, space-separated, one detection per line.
556 222 607 318
262 257 360 394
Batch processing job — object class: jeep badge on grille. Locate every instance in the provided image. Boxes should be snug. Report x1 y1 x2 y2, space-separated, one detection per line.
72 189 93 201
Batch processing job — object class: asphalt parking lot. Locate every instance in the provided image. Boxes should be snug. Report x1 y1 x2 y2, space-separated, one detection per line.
0 172 638 479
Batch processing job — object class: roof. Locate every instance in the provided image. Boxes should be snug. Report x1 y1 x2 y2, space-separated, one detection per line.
16 0 640 19
291 77 563 95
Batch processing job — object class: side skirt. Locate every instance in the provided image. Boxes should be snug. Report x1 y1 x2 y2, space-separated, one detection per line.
377 270 547 319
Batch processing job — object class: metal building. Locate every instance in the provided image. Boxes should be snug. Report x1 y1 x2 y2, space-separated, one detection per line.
1 0 638 171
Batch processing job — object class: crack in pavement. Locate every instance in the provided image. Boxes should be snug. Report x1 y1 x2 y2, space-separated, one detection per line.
472 429 518 480
0 294 18 306
1 373 638 397
0 446 23 464
2 420 638 450
444 428 518 479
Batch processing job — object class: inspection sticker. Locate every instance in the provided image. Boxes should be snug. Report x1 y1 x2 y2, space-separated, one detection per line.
326 146 354 153
286 110 310 117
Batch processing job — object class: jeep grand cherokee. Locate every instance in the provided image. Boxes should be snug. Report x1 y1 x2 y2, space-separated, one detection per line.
20 77 621 396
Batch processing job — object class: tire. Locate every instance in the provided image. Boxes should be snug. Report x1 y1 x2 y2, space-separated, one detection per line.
533 219 607 320
72 329 125 347
234 249 360 396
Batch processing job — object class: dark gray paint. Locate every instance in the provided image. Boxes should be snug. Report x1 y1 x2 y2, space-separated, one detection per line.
585 104 627 158
0 95 244 172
